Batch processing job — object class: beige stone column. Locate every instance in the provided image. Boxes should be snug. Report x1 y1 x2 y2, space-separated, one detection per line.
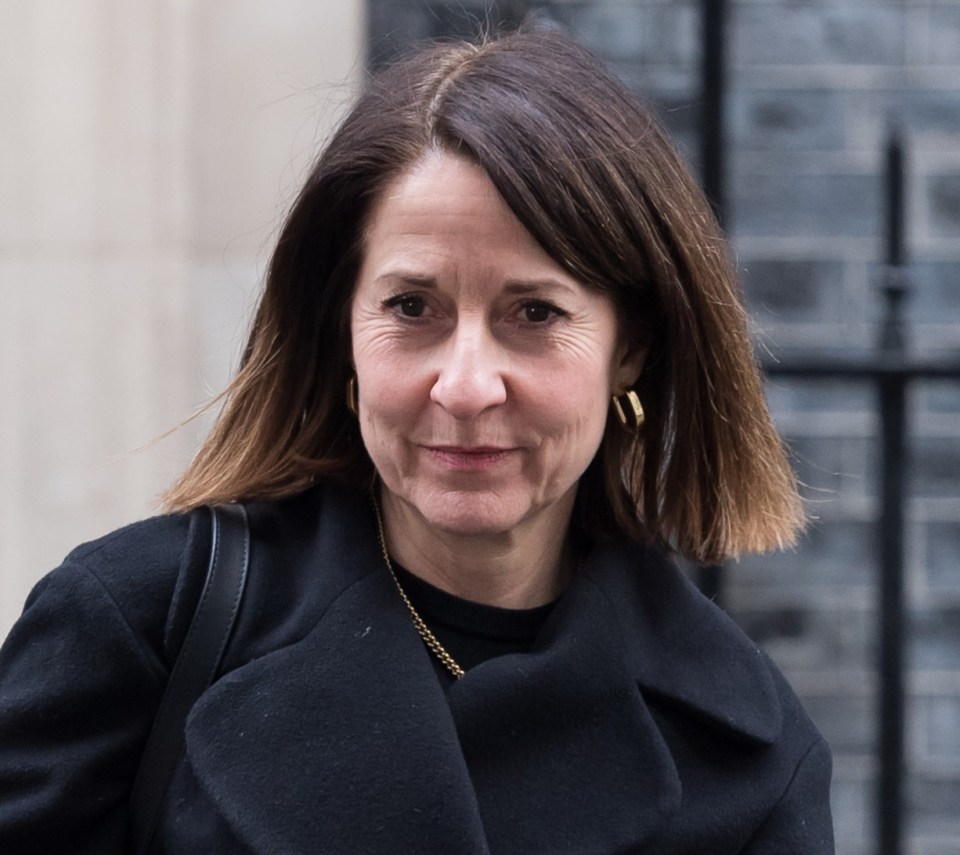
0 0 364 638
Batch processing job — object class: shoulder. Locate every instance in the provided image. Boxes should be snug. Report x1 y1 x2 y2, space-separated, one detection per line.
65 510 195 576
14 510 208 676
0 484 378 851
0 509 215 849
16 482 373 670
63 511 199 604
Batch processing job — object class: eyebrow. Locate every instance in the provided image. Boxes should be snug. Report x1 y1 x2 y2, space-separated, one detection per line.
374 272 581 296
502 279 579 297
375 273 438 288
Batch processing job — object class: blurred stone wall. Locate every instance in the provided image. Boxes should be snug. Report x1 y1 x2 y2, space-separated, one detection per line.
368 1 960 852
0 2 364 636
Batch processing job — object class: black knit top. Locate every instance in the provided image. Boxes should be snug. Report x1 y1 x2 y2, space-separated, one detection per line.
392 563 557 682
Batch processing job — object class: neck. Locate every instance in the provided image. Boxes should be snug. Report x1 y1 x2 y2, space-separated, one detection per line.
378 488 576 609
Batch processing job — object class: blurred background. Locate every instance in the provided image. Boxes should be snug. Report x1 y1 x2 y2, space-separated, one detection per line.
1 1 958 853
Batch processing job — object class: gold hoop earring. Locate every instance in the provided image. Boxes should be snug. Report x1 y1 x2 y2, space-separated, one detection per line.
612 390 644 431
346 376 358 416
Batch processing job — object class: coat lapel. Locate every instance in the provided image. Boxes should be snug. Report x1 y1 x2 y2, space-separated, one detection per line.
446 576 683 855
439 539 784 854
183 519 491 854
586 539 783 745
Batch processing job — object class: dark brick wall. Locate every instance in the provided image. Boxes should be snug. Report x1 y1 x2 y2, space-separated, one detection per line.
369 2 960 851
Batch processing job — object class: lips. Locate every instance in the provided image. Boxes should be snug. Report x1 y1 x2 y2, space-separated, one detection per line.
426 445 519 470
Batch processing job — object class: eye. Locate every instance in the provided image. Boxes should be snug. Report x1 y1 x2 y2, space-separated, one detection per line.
384 293 427 318
519 300 565 324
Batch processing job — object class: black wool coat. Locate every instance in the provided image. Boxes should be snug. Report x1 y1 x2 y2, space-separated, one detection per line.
0 486 834 854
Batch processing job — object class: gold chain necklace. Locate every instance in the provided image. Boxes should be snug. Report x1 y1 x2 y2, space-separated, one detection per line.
371 496 466 680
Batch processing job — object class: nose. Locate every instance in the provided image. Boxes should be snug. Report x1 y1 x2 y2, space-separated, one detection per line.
430 322 507 419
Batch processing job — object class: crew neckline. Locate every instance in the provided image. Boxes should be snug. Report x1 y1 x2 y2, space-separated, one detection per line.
391 562 559 675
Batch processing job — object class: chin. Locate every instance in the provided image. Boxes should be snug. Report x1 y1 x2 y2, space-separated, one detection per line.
411 490 532 537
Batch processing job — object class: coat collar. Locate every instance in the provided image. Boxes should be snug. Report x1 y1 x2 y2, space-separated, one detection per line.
581 539 783 746
184 489 491 853
186 566 492 853
182 487 781 853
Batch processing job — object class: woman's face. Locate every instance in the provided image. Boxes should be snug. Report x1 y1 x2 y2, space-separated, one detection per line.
350 151 641 539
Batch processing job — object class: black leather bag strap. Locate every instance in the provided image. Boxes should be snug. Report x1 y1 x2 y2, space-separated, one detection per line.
129 503 250 854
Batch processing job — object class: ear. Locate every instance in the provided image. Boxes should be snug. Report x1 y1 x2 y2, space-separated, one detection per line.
612 342 648 393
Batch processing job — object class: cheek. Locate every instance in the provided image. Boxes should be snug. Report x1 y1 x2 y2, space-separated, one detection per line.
357 393 406 474
357 364 430 436
353 328 412 404
533 363 614 441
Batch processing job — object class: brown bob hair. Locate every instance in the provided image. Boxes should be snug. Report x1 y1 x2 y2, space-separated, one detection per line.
164 30 802 563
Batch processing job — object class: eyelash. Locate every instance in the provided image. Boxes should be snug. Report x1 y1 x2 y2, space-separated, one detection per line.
383 293 427 318
381 293 568 326
517 299 566 324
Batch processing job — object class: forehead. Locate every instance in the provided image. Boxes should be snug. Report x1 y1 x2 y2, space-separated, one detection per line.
366 152 512 234
359 151 565 279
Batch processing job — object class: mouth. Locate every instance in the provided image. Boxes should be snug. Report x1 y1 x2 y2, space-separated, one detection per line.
426 445 519 469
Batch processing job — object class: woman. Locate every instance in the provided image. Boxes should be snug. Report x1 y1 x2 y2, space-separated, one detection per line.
0 30 833 854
